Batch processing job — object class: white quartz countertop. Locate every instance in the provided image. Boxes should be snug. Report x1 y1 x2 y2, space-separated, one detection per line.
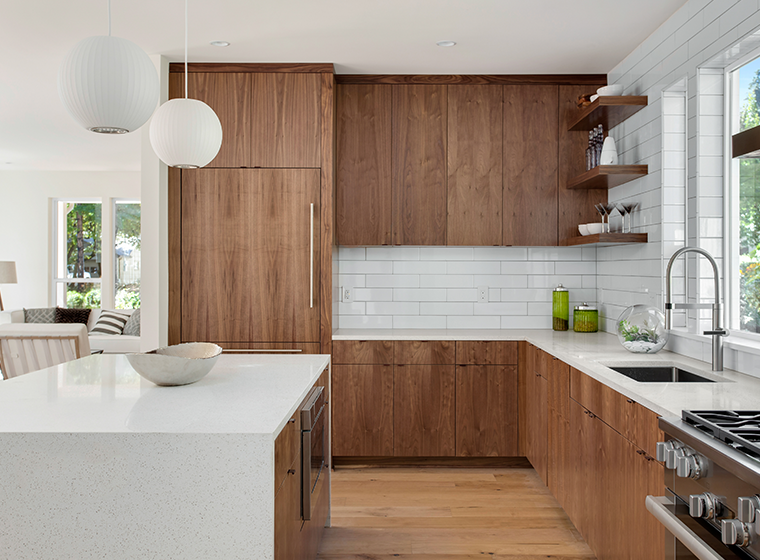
0 353 330 436
333 328 760 418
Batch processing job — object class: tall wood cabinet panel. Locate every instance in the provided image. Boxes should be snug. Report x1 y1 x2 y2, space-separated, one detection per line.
524 358 548 484
181 169 320 344
393 364 455 456
455 365 518 457
392 85 447 245
558 84 607 241
336 85 392 245
446 85 503 246
332 365 394 456
503 85 559 246
251 73 321 168
185 73 252 168
548 357 571 509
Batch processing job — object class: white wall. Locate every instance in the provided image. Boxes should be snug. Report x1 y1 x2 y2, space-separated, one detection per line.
601 0 760 374
0 171 140 310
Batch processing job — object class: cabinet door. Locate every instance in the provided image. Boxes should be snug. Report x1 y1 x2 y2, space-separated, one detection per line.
336 84 392 245
548 358 571 509
392 85 447 245
185 73 252 168
455 365 518 457
525 367 548 484
274 463 301 560
567 398 601 546
181 169 320 343
332 365 393 456
503 85 559 246
394 364 455 456
251 73 321 168
446 85 503 246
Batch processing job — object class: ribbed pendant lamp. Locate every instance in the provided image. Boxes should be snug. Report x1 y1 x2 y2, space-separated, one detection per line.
149 0 222 169
58 0 158 134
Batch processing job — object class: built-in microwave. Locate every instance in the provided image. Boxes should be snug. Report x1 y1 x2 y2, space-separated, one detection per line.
300 385 326 521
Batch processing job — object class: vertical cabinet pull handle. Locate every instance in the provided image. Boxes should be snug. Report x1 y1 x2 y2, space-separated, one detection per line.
310 202 314 309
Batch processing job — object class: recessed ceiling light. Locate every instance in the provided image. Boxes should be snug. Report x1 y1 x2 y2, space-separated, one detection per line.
210 41 230 47
436 40 456 47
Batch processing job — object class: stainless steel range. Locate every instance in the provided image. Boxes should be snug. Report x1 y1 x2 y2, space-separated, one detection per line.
651 411 760 559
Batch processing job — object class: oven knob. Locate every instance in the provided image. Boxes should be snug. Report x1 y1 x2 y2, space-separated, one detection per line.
722 519 751 547
667 445 686 470
676 453 705 479
738 496 760 523
656 441 673 462
689 493 720 519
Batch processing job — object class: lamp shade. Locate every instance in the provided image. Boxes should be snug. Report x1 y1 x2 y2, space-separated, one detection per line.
0 262 17 284
58 35 159 134
149 98 223 168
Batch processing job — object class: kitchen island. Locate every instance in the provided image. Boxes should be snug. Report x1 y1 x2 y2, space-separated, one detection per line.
0 353 330 560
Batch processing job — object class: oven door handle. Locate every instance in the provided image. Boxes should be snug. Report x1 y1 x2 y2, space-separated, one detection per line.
646 496 723 560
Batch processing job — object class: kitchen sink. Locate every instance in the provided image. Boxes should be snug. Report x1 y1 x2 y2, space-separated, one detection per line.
607 366 716 383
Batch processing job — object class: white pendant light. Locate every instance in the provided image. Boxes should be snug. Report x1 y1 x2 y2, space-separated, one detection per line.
58 0 158 134
150 0 222 169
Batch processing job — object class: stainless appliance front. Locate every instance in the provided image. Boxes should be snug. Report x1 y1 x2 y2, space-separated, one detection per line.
300 385 326 521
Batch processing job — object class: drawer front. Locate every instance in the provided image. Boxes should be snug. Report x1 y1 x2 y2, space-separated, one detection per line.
633 403 663 459
456 341 518 365
534 347 553 381
570 367 635 441
275 412 301 495
333 340 393 364
394 340 455 365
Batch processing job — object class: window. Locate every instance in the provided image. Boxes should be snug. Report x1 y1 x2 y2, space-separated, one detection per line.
53 199 141 310
114 200 141 309
729 54 760 335
54 201 102 309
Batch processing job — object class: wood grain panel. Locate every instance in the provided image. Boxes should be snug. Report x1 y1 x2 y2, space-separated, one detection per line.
275 411 300 494
455 365 518 457
569 367 636 442
529 371 549 485
394 340 455 365
172 62 334 73
336 84 392 245
503 85 559 246
517 341 531 456
394 365 455 457
548 358 571 510
332 365 393 456
455 341 517 365
558 84 607 242
320 72 335 355
446 85 502 245
274 455 302 560
633 403 664 460
218 342 321 353
187 73 251 167
392 85 447 245
180 169 320 343
333 340 393 364
533 347 553 381
251 73 321 167
337 74 607 85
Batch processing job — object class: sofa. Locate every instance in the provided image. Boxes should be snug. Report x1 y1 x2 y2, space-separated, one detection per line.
0 308 140 354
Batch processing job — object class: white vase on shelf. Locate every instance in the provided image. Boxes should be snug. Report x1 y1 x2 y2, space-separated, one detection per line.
600 136 618 165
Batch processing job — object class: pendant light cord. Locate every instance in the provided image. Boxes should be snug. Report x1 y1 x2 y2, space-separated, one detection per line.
184 0 188 99
107 0 111 36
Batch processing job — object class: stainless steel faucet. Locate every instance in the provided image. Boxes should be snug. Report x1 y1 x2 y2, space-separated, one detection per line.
665 247 728 371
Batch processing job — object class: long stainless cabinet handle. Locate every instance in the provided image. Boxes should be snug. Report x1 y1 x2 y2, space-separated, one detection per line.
222 349 303 353
310 202 314 310
302 428 312 520
645 496 723 560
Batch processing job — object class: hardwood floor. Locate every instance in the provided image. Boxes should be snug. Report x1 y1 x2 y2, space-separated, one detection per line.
318 467 596 559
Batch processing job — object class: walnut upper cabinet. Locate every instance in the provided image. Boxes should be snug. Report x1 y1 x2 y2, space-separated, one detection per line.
336 84 392 246
503 85 559 246
392 85 448 245
176 72 321 169
447 85 503 246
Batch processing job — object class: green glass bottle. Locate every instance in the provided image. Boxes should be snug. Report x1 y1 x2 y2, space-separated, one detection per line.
573 303 599 333
552 284 569 331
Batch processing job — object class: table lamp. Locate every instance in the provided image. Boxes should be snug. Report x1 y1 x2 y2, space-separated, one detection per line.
0 262 17 311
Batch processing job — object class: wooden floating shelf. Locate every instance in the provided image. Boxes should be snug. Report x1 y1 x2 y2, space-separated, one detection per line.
566 165 649 190
560 233 648 247
568 96 648 131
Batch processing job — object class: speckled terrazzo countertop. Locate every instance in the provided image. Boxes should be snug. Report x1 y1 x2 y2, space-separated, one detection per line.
333 328 760 418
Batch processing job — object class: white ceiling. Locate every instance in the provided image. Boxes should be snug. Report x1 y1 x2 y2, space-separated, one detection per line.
0 0 688 171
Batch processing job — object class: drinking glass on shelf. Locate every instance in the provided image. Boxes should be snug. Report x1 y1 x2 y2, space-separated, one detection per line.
596 203 616 233
595 203 607 232
617 202 639 233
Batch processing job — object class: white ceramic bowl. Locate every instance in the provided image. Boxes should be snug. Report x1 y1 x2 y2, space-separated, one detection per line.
597 84 624 97
578 224 590 236
127 342 222 386
590 94 599 102
586 223 604 235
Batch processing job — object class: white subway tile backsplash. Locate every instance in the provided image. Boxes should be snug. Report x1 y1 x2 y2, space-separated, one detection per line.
340 315 393 329
393 261 447 275
447 261 501 275
500 288 549 302
394 288 447 301
501 261 555 275
393 316 447 329
339 247 366 260
446 289 478 302
501 316 552 329
420 247 474 261
366 247 420 260
448 316 500 329
420 302 474 316
340 260 393 274
354 288 394 302
420 275 474 288
339 302 366 315
473 247 528 260
339 275 366 289
474 302 528 315
555 262 596 275
475 275 529 288
366 275 419 288
366 302 420 315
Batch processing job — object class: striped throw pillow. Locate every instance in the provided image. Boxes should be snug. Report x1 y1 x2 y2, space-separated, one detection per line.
90 310 130 335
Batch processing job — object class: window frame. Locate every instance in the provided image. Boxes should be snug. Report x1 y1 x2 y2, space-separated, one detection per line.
112 198 141 310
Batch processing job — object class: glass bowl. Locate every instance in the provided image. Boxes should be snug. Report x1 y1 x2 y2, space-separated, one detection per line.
616 305 669 354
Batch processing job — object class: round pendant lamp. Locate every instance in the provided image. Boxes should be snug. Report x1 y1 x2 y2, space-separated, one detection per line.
58 1 158 134
150 0 222 169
